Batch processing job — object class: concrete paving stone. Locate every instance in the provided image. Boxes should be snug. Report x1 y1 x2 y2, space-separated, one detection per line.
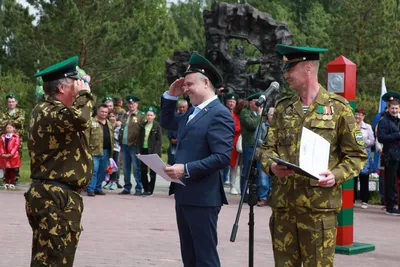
0 175 399 266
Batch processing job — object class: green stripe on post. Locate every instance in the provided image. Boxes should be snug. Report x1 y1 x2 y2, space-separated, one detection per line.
348 100 356 112
342 179 354 190
337 208 354 226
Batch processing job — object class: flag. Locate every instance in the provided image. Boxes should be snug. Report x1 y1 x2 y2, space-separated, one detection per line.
378 76 387 113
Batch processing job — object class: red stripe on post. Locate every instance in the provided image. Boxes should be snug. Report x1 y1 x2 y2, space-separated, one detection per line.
342 189 354 209
336 225 353 246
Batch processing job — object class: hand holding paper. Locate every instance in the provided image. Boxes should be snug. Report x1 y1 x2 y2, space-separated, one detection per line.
137 154 185 186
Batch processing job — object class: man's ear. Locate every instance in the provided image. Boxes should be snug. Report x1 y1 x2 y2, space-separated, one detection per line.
57 83 64 94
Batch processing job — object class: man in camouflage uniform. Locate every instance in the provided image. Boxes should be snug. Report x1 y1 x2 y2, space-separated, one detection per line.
0 93 25 183
259 45 367 267
24 56 93 266
86 103 114 196
118 95 144 195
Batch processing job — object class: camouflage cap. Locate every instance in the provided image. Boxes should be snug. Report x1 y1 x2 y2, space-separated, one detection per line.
184 52 223 88
144 105 158 114
34 56 80 82
275 44 328 70
382 91 400 102
224 92 239 102
247 92 262 101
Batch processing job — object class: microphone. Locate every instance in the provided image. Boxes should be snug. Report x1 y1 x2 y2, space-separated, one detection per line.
256 81 280 107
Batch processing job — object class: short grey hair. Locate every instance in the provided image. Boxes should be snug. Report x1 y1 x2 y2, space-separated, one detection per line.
196 73 216 92
178 99 188 107
43 78 73 96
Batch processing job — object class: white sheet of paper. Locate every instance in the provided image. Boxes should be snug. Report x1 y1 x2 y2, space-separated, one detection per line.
137 154 185 186
299 127 330 180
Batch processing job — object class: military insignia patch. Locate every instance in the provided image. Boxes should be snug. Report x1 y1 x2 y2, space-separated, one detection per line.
354 130 365 147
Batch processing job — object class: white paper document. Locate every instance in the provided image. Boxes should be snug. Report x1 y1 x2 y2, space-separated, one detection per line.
299 127 330 180
137 154 185 186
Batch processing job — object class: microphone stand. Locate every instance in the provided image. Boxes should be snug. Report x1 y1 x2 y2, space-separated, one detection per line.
230 97 269 267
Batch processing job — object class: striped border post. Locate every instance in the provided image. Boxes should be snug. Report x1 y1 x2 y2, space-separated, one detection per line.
327 56 375 255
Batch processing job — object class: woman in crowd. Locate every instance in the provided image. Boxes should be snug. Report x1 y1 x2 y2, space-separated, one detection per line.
354 107 375 209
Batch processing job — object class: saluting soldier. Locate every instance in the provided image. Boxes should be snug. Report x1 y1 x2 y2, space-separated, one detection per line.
0 93 25 183
118 95 145 195
24 56 93 266
259 45 367 267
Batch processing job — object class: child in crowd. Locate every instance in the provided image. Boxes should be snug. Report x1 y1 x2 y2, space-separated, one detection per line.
0 122 21 189
104 110 121 190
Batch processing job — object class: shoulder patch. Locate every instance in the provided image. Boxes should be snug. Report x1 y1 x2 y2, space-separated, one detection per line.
354 130 365 147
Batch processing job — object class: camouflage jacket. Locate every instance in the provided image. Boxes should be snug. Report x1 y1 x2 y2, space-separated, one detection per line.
85 117 114 157
239 108 260 146
118 111 145 146
0 107 25 136
28 90 94 189
259 86 367 213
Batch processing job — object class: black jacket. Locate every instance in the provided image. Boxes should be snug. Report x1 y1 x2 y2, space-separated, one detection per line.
137 121 162 156
377 113 400 160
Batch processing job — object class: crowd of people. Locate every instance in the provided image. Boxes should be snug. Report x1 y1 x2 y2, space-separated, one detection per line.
2 43 399 267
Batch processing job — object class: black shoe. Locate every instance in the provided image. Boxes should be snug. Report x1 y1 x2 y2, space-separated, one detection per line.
143 191 153 197
133 191 143 196
95 191 106 195
118 190 130 195
116 182 123 189
87 192 95 197
386 209 400 216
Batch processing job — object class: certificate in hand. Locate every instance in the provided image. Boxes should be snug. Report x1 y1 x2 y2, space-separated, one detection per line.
267 127 330 180
267 155 320 180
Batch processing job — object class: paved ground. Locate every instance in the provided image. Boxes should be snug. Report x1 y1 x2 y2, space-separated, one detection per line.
1 176 399 267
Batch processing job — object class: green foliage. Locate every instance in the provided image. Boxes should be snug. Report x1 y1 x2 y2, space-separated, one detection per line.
0 0 399 124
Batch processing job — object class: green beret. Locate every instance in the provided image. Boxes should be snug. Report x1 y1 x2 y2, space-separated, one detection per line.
224 93 239 102
6 93 17 100
184 52 223 88
382 92 400 102
247 92 262 101
138 110 145 115
144 106 158 114
126 95 140 103
34 56 80 82
275 44 328 70
103 96 113 103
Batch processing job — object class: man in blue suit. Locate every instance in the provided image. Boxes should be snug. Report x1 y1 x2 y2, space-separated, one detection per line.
161 53 234 267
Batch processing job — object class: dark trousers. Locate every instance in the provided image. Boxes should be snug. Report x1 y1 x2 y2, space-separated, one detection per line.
175 203 221 267
353 173 370 203
110 151 120 182
140 148 156 194
384 159 400 210
4 168 17 185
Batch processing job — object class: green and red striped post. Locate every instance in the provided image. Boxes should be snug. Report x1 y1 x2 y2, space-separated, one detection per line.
327 56 375 255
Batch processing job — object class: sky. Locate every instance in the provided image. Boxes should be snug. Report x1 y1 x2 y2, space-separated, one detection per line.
17 0 183 16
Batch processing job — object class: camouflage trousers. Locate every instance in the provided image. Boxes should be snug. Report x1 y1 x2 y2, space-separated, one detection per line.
24 183 84 267
269 209 337 267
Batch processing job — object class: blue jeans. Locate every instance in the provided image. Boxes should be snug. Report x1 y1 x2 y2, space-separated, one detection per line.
223 166 230 183
88 149 110 193
110 151 120 182
256 161 271 201
121 144 142 192
241 145 254 195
